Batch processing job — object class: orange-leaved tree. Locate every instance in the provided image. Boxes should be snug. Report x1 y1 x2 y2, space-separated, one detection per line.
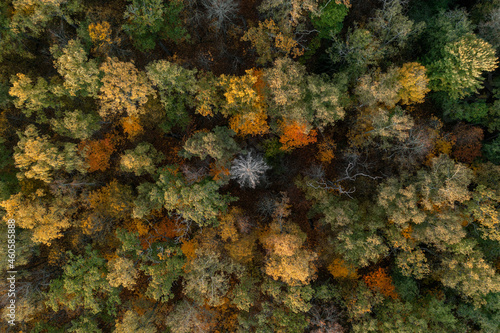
79 134 116 172
363 267 398 299
279 119 317 151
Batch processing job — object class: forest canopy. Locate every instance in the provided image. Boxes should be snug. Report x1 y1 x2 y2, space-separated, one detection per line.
0 0 500 332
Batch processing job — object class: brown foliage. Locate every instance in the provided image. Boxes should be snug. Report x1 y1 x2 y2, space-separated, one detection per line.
452 123 484 164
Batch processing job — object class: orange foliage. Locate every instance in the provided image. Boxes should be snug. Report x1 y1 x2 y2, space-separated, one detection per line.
316 139 336 164
181 239 198 268
328 258 358 279
121 115 143 140
425 134 456 166
213 300 238 333
363 267 398 299
279 119 317 151
79 134 116 172
209 162 230 181
401 225 413 239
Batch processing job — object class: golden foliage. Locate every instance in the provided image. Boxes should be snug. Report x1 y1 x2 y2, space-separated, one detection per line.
121 116 143 140
328 258 358 279
397 62 430 105
316 138 336 164
88 21 112 46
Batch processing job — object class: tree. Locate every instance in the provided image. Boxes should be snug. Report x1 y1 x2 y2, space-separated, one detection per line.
180 127 239 162
165 300 216 333
202 0 239 33
427 34 498 99
99 58 155 119
134 167 236 226
311 0 350 39
230 152 270 188
123 0 188 51
279 119 317 151
46 246 121 316
363 267 398 299
183 248 242 306
1 190 72 245
145 60 197 132
51 110 101 140
14 125 87 183
10 0 83 36
107 257 138 289
114 310 157 333
9 74 55 123
260 219 318 286
242 19 304 65
51 39 101 98
120 142 164 176
397 62 430 105
355 67 401 109
79 135 116 172
140 241 186 302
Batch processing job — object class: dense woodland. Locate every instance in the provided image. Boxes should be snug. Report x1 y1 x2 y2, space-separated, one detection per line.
0 0 500 332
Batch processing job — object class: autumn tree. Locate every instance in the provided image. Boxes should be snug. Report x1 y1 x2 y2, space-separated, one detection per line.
120 142 164 176
397 62 431 105
133 166 236 226
79 135 116 172
260 207 318 286
279 119 317 151
427 34 498 99
51 39 101 98
10 0 83 36
9 74 57 123
241 20 304 65
183 247 243 306
363 267 398 299
51 110 101 140
46 246 121 317
1 189 72 245
114 310 157 333
180 127 239 163
14 125 87 183
99 58 155 119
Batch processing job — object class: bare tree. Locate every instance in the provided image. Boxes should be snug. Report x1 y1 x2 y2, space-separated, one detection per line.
202 0 239 33
306 153 381 198
230 152 270 189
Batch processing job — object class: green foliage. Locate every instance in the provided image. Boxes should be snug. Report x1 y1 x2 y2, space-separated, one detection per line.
427 34 498 99
51 110 101 140
483 136 500 164
311 1 349 38
9 74 55 123
51 39 102 98
141 242 185 302
123 0 189 51
133 166 236 226
145 60 197 132
46 246 121 316
120 142 164 176
180 126 239 162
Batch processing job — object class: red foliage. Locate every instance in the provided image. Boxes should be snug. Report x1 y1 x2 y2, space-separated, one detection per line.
363 267 399 299
452 123 484 164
